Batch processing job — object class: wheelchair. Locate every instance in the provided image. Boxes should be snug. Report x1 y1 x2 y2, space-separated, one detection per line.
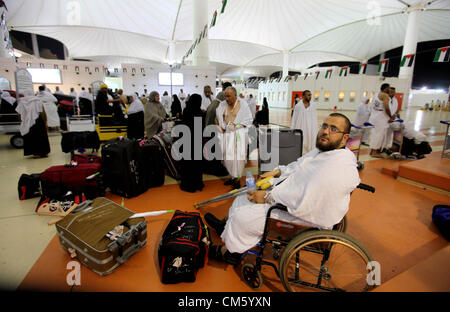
240 183 376 292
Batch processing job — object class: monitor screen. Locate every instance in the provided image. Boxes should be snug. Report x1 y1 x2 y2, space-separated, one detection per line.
26 68 62 84
158 72 184 86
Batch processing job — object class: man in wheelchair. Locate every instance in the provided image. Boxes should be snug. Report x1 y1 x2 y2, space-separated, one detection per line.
206 113 361 265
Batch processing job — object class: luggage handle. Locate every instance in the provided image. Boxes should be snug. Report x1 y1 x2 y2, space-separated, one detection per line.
108 222 146 262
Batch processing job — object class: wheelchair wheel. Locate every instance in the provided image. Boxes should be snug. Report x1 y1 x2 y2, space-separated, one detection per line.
279 230 373 292
241 263 263 290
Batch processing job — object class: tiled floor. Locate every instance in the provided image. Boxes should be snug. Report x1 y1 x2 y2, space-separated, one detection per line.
0 106 449 291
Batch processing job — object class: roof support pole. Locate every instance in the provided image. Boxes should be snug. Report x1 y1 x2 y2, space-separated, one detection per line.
192 0 209 66
0 8 9 58
31 33 40 59
282 51 289 78
398 6 422 83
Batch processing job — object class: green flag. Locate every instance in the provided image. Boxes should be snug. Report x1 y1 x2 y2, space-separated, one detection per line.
221 0 228 14
210 10 217 28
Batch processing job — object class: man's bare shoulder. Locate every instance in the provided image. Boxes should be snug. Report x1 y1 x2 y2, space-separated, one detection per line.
379 92 389 100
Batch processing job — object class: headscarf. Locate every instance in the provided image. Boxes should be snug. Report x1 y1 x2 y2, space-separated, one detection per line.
15 90 43 136
205 91 225 126
144 91 167 137
171 94 182 118
127 95 144 114
183 93 203 120
148 91 160 103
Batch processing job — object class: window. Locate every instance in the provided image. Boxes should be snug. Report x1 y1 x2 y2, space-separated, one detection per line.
314 91 320 100
324 91 330 102
349 91 356 102
369 91 374 103
26 68 62 84
278 92 281 101
338 91 345 102
363 91 368 97
283 92 286 101
158 72 184 86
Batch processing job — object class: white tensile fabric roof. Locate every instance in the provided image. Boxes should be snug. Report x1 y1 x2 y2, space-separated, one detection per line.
5 0 450 78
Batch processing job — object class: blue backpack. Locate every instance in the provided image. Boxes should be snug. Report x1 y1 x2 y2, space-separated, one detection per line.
432 205 450 241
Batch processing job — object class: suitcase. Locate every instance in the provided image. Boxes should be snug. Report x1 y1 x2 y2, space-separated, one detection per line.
40 163 103 200
61 131 100 153
153 132 181 180
101 138 145 198
137 138 165 189
72 154 102 164
258 128 303 174
158 211 209 284
56 197 147 276
18 173 41 200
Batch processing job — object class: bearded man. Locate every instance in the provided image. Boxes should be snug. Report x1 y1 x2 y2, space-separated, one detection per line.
205 113 360 264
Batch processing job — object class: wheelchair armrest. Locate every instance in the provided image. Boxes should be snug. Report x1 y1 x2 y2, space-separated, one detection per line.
268 204 288 218
357 183 375 193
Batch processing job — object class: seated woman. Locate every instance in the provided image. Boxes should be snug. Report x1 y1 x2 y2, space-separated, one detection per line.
179 94 205 193
253 97 269 127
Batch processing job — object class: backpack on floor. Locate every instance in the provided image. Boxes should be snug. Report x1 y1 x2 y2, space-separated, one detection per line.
18 173 42 200
158 211 210 284
432 205 450 241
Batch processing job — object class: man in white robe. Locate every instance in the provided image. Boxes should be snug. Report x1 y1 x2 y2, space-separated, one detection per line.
205 113 360 263
161 91 171 114
36 86 60 129
178 89 186 111
248 94 257 119
201 85 214 111
215 86 253 189
353 97 371 145
54 86 65 95
290 90 318 154
368 83 393 158
382 87 399 153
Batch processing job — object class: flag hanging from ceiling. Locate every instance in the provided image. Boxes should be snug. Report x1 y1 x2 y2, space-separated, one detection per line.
75 65 79 72
202 24 208 38
85 66 89 72
294 74 299 81
433 46 449 62
122 67 127 73
210 10 217 28
221 0 228 14
95 67 99 72
400 54 415 67
315 71 320 79
378 58 389 72
359 63 367 74
339 66 348 77
54 64 58 69
140 68 145 73
325 69 332 79
304 73 308 80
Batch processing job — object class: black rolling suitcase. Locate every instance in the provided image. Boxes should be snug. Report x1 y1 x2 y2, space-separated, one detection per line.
258 128 303 174
137 138 165 189
101 138 145 198
153 132 181 180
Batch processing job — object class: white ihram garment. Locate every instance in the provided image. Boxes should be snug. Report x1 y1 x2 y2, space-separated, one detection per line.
221 148 360 253
290 101 318 154
216 99 253 178
383 97 399 149
15 91 44 136
368 93 390 150
353 99 371 143
36 91 60 128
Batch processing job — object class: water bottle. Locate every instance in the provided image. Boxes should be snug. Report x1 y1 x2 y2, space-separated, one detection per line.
246 171 256 191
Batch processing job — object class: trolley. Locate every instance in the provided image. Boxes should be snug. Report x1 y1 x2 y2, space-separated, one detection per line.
388 119 404 160
0 90 23 148
347 123 373 170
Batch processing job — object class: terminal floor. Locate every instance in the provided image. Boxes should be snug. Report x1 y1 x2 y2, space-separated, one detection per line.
0 107 449 292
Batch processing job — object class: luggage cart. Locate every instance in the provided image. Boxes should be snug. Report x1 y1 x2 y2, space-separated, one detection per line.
440 120 450 159
389 119 404 160
66 115 96 132
0 90 23 148
347 123 373 170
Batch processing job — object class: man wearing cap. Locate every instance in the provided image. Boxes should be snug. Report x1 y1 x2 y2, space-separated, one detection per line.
95 84 121 115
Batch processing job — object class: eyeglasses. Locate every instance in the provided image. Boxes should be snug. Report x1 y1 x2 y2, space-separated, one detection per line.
320 123 347 134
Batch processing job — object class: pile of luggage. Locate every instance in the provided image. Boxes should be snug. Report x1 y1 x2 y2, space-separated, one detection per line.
17 131 211 283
